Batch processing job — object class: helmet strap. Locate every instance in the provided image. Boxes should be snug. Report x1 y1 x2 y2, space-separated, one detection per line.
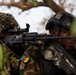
57 27 61 36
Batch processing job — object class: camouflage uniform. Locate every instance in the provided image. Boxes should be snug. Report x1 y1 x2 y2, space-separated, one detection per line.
0 12 20 75
0 42 19 75
0 12 45 75
20 45 43 75
0 12 43 75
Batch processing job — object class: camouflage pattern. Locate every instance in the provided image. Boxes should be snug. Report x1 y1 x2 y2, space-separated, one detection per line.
0 41 19 75
20 45 42 75
0 12 20 75
0 12 43 75
20 61 40 75
0 12 20 32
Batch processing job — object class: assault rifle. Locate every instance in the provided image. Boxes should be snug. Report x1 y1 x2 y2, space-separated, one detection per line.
4 32 76 44
4 32 76 75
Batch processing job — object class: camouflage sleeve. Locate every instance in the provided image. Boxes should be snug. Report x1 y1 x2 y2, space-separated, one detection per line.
26 45 41 60
0 42 20 75
20 45 41 75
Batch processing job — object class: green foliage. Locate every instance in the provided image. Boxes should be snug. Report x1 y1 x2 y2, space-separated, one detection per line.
32 0 38 6
21 0 38 6
70 19 76 36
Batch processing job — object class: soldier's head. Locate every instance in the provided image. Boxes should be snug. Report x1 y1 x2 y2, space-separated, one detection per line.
45 12 76 50
0 13 20 39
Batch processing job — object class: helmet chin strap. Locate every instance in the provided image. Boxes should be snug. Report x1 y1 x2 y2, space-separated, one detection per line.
57 27 61 36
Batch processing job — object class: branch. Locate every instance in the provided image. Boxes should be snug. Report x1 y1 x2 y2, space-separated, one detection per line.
0 1 46 11
0 0 65 13
43 0 65 13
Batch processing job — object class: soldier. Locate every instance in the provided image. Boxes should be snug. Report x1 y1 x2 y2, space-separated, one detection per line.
0 12 20 75
19 12 76 75
41 12 76 75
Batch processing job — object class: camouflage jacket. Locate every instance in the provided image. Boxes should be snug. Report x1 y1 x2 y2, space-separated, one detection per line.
20 44 44 75
0 12 21 75
0 42 19 75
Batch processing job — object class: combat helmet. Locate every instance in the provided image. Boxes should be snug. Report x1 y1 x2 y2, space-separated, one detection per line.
0 12 20 33
45 12 75 30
